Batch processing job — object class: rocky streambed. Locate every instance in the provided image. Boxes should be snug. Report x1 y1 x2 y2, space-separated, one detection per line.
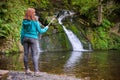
7 71 81 80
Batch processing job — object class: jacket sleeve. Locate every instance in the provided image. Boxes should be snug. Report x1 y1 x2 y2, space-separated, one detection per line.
36 21 48 34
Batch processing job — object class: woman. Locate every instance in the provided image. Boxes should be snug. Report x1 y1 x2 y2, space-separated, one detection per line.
20 8 48 76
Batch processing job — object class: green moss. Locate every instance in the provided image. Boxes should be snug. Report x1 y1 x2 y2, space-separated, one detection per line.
108 33 120 49
0 0 31 53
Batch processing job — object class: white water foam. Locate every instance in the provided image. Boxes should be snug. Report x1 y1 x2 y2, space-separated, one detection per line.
58 11 86 51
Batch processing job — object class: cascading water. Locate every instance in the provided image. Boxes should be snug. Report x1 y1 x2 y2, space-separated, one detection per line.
62 26 84 51
58 11 85 51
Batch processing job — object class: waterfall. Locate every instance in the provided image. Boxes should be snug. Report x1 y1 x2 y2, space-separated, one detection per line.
62 25 84 51
58 10 85 51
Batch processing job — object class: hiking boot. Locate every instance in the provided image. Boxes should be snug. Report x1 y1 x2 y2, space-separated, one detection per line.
34 72 41 77
25 69 33 74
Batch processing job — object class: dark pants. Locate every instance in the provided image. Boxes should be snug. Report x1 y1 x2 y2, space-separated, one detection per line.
23 37 40 72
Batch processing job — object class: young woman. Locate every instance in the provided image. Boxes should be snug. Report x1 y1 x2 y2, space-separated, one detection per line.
20 8 48 76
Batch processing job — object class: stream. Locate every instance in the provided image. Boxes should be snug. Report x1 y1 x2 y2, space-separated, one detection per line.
0 50 120 80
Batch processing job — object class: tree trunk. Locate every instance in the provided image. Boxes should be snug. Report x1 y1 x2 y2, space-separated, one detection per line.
98 0 103 25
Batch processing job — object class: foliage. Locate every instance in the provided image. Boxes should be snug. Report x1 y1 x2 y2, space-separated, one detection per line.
23 0 50 8
0 1 8 38
72 0 98 14
91 19 112 49
108 33 120 49
71 0 98 23
0 21 13 38
0 0 28 53
37 0 50 8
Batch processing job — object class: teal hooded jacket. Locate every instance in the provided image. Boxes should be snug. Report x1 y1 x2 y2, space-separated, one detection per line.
20 19 48 45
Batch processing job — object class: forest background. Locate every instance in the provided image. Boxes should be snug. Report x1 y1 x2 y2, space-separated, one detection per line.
0 0 120 53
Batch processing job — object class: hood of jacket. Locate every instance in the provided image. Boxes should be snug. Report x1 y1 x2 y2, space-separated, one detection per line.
22 20 32 32
23 19 31 26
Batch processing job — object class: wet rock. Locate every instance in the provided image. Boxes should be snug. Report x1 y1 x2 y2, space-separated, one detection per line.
7 71 81 80
0 70 9 80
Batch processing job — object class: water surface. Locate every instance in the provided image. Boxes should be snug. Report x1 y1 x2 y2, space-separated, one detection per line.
0 50 120 80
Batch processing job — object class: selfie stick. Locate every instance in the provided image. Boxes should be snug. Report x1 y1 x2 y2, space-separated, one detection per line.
47 17 55 26
47 13 59 27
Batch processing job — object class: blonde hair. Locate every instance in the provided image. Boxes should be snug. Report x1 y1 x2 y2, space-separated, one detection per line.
24 8 37 20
